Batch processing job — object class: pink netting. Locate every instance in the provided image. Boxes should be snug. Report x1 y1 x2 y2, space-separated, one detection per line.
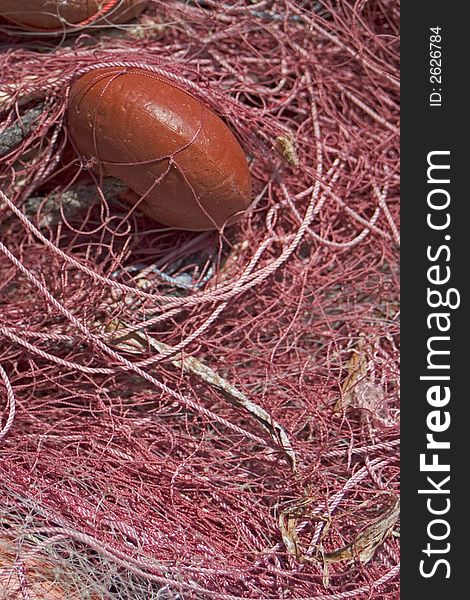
0 1 400 598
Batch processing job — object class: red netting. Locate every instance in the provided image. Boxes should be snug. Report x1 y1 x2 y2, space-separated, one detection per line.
0 1 400 598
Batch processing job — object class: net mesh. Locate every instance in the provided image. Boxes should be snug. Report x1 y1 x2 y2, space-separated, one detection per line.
0 1 399 598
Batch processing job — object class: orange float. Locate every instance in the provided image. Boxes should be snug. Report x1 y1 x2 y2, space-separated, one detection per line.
66 67 252 230
0 0 146 32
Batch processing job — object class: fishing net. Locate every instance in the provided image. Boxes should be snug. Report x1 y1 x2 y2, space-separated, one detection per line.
0 1 400 598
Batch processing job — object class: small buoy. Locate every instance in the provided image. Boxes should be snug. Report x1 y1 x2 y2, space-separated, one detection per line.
66 67 252 231
0 0 147 32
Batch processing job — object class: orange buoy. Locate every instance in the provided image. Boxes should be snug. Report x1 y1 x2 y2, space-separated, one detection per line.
0 0 147 32
66 67 252 231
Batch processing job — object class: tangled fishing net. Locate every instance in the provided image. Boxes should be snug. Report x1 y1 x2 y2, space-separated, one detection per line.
0 1 400 598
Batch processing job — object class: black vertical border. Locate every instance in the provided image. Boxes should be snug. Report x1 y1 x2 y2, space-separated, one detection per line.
401 3 468 598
